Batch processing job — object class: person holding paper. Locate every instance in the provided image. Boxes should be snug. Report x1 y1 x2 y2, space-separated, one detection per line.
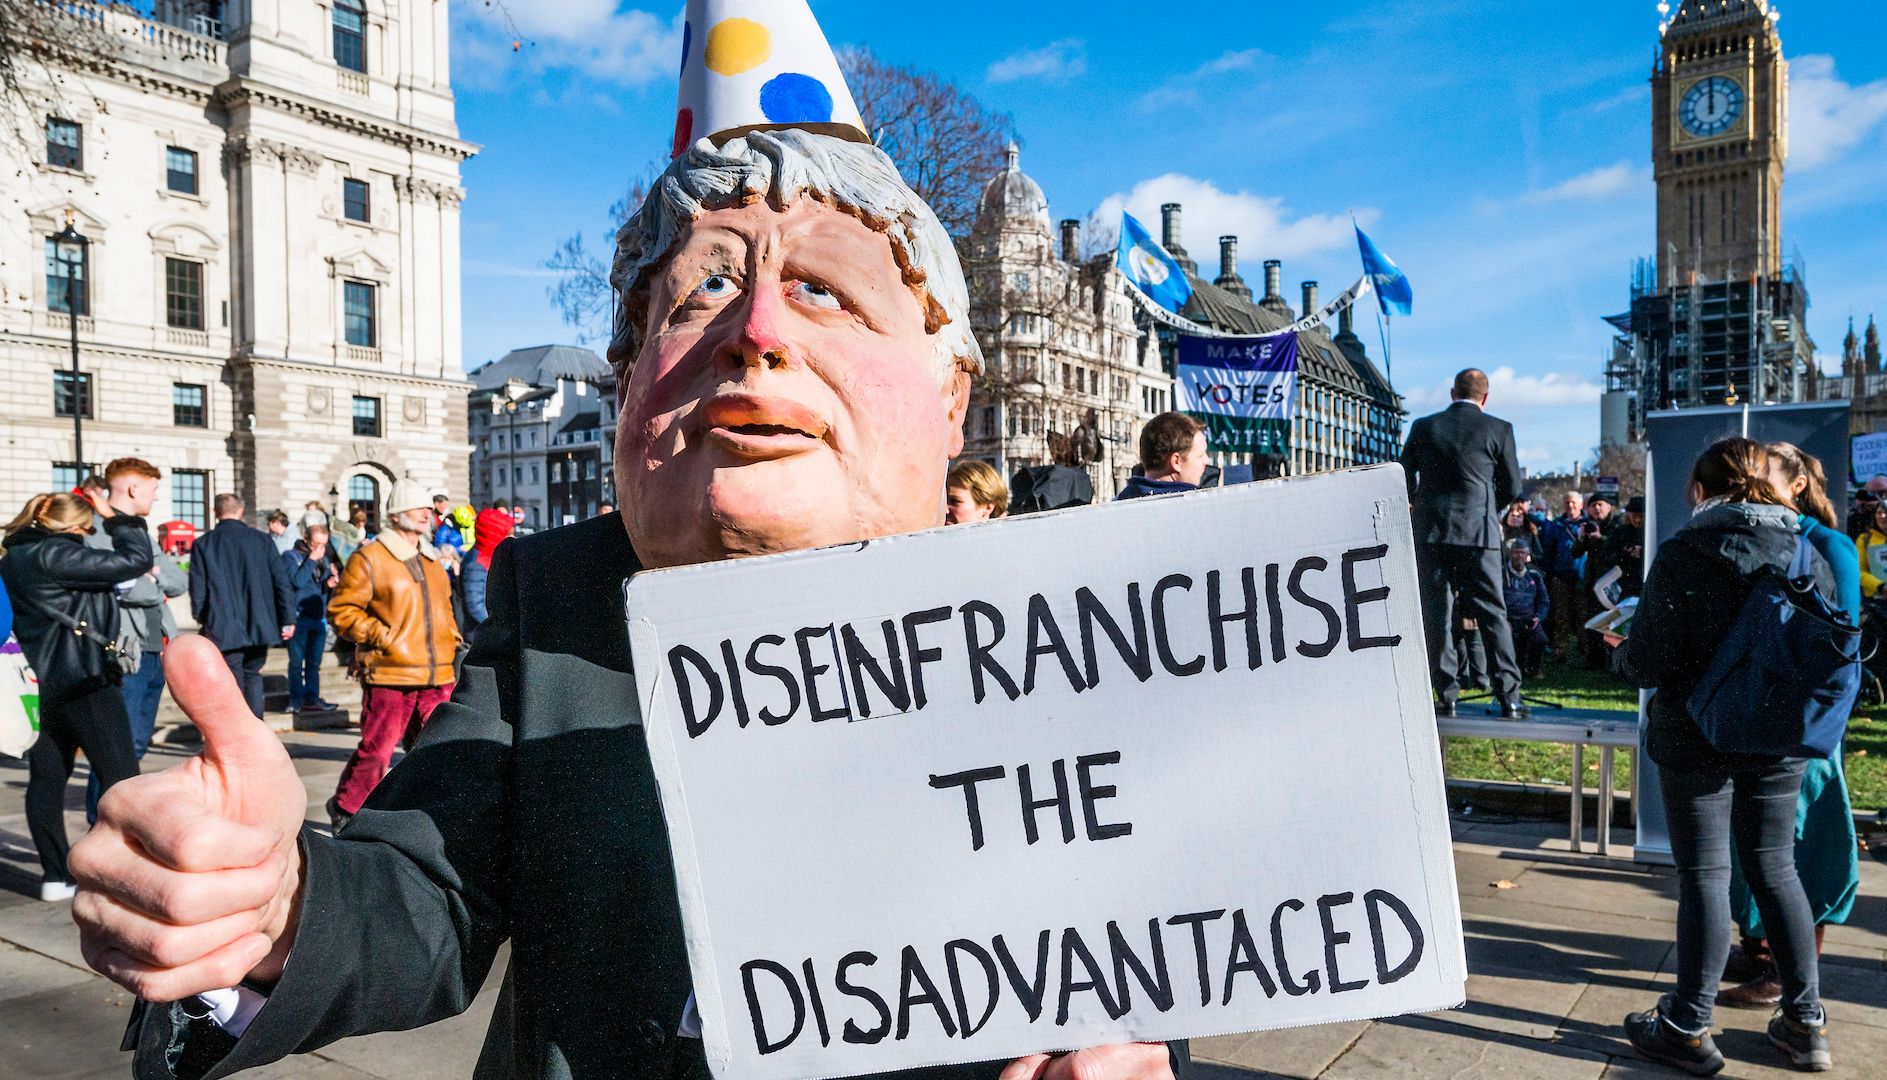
66 5 1188 1080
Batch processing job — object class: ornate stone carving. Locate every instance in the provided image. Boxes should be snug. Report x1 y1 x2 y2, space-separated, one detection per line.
308 387 332 415
402 396 425 423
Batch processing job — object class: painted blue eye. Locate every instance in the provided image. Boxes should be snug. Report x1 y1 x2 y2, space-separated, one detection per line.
789 280 841 310
692 274 738 301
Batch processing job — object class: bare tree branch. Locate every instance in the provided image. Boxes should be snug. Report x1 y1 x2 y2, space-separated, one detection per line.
543 173 656 345
838 46 1015 238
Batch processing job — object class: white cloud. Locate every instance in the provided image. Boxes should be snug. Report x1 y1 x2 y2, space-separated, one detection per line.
453 1 679 91
1093 174 1369 267
1787 54 1887 171
1135 49 1266 113
987 40 1086 85
1403 367 1603 410
1520 162 1649 205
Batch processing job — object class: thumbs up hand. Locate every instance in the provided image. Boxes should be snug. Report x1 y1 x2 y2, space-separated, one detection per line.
70 634 308 1001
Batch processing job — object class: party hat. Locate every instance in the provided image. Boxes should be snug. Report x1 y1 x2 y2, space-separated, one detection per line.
672 0 869 158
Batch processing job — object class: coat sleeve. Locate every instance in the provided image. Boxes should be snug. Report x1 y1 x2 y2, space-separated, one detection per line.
1859 534 1882 599
326 550 390 648
132 543 523 1080
1398 419 1426 497
268 541 296 627
1494 420 1521 510
153 552 187 599
188 537 209 624
1613 542 1696 689
44 515 155 589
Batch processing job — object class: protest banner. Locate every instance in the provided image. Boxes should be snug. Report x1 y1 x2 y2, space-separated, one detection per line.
1175 333 1299 456
627 465 1466 1080
1852 432 1887 486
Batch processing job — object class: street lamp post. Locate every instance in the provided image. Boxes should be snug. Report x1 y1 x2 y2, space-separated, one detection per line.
53 212 90 473
503 397 520 521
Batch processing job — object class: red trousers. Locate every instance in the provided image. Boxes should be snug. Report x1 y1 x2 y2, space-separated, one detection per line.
333 683 453 815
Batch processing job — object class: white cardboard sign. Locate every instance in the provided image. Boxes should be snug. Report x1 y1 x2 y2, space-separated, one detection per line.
627 465 1465 1080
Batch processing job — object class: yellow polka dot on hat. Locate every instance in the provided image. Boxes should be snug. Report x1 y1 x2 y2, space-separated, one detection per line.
673 0 868 158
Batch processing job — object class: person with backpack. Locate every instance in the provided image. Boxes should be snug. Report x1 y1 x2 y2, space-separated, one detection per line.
1710 444 1863 1010
0 492 154 902
1613 437 1836 1074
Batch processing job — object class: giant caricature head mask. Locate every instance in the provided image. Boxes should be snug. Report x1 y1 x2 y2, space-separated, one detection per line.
610 127 981 568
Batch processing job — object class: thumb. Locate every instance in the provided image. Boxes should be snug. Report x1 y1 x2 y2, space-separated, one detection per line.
164 635 284 772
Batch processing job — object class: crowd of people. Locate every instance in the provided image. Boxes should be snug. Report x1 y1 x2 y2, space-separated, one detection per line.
0 463 525 898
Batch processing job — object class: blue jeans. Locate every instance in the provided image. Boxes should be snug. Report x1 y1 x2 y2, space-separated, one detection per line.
87 651 164 824
1661 756 1822 1031
286 616 328 708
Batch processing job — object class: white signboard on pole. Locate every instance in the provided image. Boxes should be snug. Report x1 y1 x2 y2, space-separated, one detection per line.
627 465 1466 1080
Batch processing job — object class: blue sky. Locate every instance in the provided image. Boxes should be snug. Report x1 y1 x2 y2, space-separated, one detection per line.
450 0 1887 471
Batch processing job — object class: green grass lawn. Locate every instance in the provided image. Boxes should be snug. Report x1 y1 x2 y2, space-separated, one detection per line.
1441 657 1887 813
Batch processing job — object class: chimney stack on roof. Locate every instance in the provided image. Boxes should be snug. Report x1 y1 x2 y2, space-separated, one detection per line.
1215 236 1252 299
1259 259 1294 318
1159 203 1197 274
1060 219 1081 264
1301 281 1319 320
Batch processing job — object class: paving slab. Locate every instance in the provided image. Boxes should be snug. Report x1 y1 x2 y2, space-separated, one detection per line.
1192 1021 1369 1079
1323 1015 1609 1080
1435 962 1587 1041
0 979 139 1079
0 940 96 1006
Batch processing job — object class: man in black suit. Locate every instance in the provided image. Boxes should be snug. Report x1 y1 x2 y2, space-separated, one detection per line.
1400 369 1526 716
69 127 1188 1080
186 493 295 717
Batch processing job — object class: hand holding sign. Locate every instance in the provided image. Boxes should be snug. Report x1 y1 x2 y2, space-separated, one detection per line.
70 634 306 1001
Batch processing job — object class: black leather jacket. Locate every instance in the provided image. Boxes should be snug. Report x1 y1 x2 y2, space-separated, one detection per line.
0 515 153 704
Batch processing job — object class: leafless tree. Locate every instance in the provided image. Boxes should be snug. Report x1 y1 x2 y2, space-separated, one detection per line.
546 51 1013 343
1591 441 1647 502
543 171 657 345
839 46 1015 239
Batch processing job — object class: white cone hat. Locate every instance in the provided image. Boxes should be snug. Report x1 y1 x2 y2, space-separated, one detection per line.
672 0 869 158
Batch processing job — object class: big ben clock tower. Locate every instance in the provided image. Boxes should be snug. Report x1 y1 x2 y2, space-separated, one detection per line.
1652 0 1786 284
1603 0 1814 434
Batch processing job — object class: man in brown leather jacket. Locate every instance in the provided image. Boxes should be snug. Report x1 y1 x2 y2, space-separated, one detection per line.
325 479 459 830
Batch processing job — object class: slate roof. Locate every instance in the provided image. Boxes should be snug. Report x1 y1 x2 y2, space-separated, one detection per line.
1180 275 1403 411
467 344 610 393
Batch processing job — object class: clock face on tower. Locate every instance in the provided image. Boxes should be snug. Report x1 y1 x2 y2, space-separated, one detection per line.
1680 75 1745 139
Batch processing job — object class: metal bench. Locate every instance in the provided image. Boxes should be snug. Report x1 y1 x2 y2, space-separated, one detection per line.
1438 707 1641 855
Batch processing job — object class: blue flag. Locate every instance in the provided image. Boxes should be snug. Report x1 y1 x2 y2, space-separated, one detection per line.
1355 224 1412 317
1116 211 1193 314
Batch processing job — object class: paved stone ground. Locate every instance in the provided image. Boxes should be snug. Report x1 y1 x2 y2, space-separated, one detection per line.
1 649 1882 1078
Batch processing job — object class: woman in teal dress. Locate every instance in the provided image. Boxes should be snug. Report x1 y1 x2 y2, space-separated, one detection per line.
1718 443 1862 1007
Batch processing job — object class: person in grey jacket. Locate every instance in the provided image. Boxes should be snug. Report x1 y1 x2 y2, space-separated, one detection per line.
83 459 188 823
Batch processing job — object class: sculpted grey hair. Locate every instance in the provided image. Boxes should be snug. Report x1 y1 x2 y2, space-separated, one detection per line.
607 130 982 380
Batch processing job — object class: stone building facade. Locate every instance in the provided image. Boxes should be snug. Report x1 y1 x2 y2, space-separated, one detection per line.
465 345 614 532
0 0 473 530
958 146 1171 497
957 147 1401 496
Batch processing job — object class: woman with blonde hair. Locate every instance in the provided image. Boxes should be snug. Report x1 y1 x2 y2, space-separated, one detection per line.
944 460 1008 524
1708 443 1862 1008
0 491 153 901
